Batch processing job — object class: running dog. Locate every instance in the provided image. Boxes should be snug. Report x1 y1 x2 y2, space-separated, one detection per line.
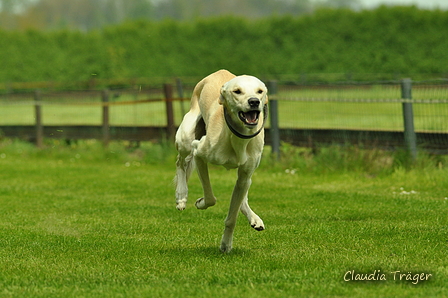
174 69 268 253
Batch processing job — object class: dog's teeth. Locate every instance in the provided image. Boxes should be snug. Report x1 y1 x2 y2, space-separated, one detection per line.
244 111 259 124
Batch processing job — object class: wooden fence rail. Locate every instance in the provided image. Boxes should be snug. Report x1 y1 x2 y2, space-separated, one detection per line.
25 84 180 148
1 80 448 155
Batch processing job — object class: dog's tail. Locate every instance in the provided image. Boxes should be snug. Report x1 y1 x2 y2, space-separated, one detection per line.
173 153 195 189
174 153 195 210
184 153 195 182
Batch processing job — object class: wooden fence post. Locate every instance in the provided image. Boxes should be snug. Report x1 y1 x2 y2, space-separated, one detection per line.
34 89 43 148
401 78 417 160
102 89 110 147
176 78 186 116
164 84 175 141
268 80 280 160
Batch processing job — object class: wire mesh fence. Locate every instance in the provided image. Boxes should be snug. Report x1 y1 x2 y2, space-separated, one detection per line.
269 79 448 154
276 80 448 132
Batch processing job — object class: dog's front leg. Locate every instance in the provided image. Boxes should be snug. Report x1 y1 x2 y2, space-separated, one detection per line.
192 139 217 210
220 166 253 253
240 196 265 231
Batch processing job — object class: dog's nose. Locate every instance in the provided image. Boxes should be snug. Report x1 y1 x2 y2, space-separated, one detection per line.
248 98 260 108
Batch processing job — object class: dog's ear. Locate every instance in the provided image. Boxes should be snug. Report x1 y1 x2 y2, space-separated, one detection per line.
219 84 227 105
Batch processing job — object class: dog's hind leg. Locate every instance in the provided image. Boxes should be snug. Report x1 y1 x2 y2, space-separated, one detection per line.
174 111 201 210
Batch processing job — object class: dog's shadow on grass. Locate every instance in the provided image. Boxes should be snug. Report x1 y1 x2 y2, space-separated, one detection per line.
198 246 251 257
158 246 252 259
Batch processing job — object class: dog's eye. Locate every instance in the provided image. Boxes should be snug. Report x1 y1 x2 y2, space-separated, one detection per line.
257 89 263 94
233 89 242 94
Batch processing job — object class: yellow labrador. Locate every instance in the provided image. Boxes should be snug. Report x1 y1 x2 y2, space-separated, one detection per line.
174 69 268 252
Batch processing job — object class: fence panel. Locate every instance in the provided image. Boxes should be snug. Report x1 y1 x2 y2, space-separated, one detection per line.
277 83 404 130
275 79 448 153
0 79 447 154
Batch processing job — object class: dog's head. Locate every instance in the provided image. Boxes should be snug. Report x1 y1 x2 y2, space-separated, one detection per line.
219 75 268 128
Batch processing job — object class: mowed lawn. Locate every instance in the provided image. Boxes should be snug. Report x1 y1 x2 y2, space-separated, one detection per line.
0 141 447 297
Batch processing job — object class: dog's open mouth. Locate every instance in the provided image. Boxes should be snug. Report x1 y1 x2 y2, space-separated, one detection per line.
238 111 260 126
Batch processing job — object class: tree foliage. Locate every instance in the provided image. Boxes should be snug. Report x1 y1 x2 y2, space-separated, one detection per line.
0 6 447 84
0 0 359 31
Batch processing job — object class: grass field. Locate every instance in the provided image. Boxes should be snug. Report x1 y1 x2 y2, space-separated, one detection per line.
1 139 447 297
1 84 447 132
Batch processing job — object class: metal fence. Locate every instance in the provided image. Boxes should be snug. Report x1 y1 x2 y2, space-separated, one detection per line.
1 78 447 154
268 79 448 155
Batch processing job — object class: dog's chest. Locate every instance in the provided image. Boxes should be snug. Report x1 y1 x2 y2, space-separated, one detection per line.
209 139 261 169
206 145 247 169
223 152 247 169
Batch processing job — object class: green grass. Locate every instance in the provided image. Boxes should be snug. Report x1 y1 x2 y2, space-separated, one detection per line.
0 139 447 297
1 85 447 132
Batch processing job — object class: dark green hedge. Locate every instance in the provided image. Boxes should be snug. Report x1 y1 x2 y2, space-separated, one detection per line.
1 6 447 83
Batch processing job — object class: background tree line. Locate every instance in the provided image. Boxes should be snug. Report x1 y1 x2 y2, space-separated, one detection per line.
0 6 447 85
0 0 360 31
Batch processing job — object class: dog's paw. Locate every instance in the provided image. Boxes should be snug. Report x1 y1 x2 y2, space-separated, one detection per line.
176 203 186 210
250 216 265 231
176 198 187 211
195 197 216 210
220 240 232 253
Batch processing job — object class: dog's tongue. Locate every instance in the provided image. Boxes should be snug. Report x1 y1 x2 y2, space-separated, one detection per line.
245 111 259 124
